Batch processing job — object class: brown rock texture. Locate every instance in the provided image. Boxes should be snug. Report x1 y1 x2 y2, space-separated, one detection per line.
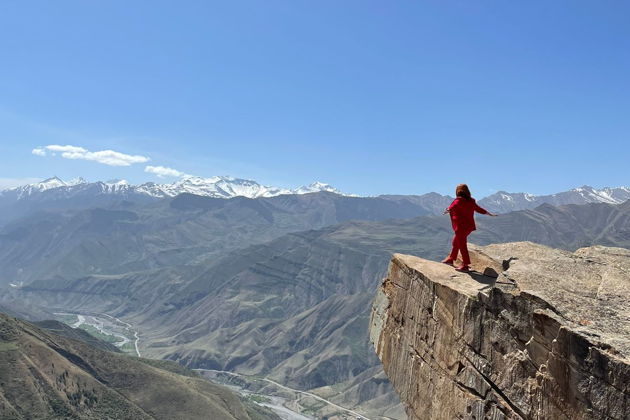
369 242 630 420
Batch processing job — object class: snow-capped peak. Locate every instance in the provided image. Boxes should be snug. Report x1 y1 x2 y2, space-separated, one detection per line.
104 179 129 186
479 185 630 213
570 185 620 204
68 177 89 186
135 175 285 199
2 176 69 199
38 176 67 189
1 174 349 200
8 176 88 193
293 181 342 195
132 176 350 199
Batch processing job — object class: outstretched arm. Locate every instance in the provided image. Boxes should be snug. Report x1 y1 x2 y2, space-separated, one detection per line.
474 203 498 216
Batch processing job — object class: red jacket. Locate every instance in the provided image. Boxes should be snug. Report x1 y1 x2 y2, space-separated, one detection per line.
447 197 488 233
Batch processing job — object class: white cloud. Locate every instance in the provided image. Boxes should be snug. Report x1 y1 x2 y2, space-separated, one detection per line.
65 149 149 166
32 144 149 166
145 165 187 178
31 147 46 156
45 144 88 154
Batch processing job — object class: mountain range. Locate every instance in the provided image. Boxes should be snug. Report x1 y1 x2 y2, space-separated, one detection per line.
478 185 630 213
2 183 629 418
0 176 347 226
1 176 628 226
0 176 345 200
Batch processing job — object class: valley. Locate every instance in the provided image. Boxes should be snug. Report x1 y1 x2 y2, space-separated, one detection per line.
54 312 141 356
197 369 371 420
1 185 629 419
50 313 345 419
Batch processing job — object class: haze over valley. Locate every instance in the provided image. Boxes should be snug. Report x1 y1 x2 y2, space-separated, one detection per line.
2 177 629 418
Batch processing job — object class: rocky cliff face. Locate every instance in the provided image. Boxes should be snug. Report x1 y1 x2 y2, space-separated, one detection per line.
370 242 630 419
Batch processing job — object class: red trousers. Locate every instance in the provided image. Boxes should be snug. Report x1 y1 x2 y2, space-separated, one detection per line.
448 230 472 265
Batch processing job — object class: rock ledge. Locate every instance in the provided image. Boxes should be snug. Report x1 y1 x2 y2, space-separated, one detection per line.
369 242 630 419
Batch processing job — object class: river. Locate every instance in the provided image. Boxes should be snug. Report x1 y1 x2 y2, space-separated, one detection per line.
54 312 141 357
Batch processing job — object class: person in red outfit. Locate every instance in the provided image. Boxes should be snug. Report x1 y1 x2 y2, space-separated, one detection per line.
442 184 497 272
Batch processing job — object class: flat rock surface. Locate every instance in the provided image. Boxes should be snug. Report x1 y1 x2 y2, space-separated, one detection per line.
483 242 630 361
370 241 630 420
393 253 497 298
400 241 630 361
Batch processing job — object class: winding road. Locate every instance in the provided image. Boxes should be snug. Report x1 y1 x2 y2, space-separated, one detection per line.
54 316 376 419
193 368 370 420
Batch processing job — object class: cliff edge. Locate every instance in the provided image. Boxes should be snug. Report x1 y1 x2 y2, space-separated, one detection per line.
369 242 630 419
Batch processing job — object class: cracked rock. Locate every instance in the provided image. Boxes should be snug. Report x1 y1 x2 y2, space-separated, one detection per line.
369 242 630 420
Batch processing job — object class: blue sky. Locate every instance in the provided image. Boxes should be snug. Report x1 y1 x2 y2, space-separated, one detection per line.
0 1 628 196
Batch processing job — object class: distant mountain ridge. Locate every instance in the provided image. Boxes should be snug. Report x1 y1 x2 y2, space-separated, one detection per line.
0 176 347 200
478 185 630 213
2 177 628 214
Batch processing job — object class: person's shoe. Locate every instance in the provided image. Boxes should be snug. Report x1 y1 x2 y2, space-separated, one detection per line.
454 265 470 272
441 258 454 266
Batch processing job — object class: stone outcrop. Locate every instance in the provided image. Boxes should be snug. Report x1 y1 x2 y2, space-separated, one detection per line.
369 242 630 419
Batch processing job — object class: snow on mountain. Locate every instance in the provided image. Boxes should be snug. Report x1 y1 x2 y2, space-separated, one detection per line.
293 181 345 195
5 177 137 198
479 185 630 213
135 176 291 199
19 176 66 194
1 176 349 201
572 185 630 204
7 176 80 199
67 177 89 186
135 177 349 198
2 177 628 211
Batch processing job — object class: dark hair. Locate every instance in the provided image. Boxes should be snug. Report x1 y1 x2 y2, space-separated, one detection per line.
456 184 472 200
